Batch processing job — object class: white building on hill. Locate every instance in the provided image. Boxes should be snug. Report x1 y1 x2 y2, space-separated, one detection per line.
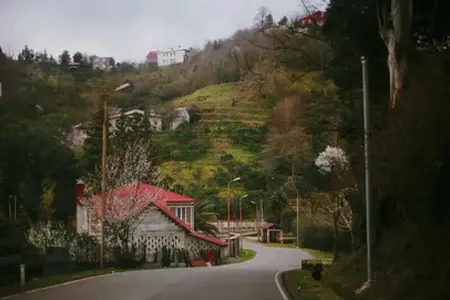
157 46 190 67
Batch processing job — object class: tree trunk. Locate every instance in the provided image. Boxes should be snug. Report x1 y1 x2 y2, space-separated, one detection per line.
378 0 413 108
349 225 356 252
386 33 408 108
333 212 339 261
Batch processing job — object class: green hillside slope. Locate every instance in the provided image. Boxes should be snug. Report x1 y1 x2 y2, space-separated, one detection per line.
158 82 268 198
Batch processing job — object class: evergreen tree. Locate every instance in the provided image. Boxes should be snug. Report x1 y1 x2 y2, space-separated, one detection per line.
58 50 71 68
110 110 160 184
73 52 83 64
18 45 34 63
81 103 106 176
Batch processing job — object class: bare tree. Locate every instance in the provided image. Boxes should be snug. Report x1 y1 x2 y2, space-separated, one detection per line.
263 95 313 172
254 6 271 28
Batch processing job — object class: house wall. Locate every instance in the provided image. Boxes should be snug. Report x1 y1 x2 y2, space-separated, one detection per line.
186 235 221 255
170 108 190 130
132 208 186 254
168 203 194 228
76 204 89 233
77 204 226 258
157 49 188 67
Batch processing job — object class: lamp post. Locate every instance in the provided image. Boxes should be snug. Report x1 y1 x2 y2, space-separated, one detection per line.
100 81 133 269
361 57 373 284
227 177 240 256
251 200 259 240
238 194 248 233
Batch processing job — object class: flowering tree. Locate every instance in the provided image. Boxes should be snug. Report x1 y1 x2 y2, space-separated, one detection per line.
27 221 99 262
314 146 356 259
82 139 159 250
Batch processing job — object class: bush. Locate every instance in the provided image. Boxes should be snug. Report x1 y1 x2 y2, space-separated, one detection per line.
160 123 211 161
26 221 99 263
292 220 352 253
223 122 268 152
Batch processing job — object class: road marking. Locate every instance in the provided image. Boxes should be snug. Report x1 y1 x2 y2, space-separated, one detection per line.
275 267 301 300
0 272 123 300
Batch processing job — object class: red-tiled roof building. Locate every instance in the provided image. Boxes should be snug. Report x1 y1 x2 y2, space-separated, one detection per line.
75 181 227 262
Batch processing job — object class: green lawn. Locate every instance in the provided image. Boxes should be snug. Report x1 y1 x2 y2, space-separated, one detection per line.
283 269 344 300
262 242 334 260
0 268 130 298
232 249 257 264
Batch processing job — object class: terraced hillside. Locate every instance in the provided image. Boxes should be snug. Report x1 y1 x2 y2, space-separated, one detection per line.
171 82 268 124
159 82 269 197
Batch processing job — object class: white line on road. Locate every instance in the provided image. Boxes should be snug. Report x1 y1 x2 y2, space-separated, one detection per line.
275 267 300 300
0 272 122 300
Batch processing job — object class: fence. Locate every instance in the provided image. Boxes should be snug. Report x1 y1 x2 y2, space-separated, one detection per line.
213 220 265 232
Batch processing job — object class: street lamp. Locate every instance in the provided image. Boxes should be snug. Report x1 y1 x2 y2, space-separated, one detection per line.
100 80 133 269
227 177 240 256
238 194 248 233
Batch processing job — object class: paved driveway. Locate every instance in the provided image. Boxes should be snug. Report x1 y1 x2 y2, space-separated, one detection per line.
7 240 312 300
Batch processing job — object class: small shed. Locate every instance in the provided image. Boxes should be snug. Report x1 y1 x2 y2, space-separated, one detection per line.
259 223 284 244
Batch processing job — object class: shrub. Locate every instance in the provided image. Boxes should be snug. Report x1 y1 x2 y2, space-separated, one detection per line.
223 122 268 152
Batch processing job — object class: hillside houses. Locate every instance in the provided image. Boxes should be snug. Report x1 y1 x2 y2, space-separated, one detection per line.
68 106 199 149
68 109 162 148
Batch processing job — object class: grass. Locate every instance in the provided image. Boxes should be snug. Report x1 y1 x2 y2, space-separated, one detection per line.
283 269 344 300
158 82 267 188
262 242 334 261
171 82 268 122
302 249 334 261
234 249 257 264
0 268 131 298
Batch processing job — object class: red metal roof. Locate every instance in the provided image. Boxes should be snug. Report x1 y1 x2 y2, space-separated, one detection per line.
261 222 278 229
298 11 327 25
80 182 225 247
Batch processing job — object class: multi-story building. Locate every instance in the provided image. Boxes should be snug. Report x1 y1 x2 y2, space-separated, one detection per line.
92 56 115 71
156 47 190 67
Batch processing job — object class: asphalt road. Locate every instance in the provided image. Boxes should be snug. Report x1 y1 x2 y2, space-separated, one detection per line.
8 240 312 300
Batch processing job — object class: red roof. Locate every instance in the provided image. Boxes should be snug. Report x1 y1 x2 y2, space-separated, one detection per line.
79 182 226 247
298 11 327 25
261 222 279 230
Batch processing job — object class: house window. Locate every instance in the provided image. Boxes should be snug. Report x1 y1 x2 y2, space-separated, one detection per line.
176 207 187 222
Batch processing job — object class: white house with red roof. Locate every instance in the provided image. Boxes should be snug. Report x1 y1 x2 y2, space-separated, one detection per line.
75 181 227 259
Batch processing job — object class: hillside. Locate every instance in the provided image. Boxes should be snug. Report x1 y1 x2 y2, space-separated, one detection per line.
158 82 269 198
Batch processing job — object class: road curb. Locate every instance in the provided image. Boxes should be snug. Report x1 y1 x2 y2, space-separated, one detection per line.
275 267 300 300
0 271 123 300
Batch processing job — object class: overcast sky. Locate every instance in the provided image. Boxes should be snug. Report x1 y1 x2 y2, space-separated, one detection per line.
0 0 327 62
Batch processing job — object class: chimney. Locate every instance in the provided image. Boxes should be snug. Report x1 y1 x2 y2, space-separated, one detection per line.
76 179 85 205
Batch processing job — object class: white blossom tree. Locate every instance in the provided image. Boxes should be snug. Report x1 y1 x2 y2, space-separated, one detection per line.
314 145 356 259
82 139 160 249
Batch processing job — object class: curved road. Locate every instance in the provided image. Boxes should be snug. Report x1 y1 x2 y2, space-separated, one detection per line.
9 240 312 300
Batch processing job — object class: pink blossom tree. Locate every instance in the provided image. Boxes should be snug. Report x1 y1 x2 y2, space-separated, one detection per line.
82 140 159 248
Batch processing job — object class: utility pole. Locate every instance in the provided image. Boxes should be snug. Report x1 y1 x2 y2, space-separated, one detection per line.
239 194 247 234
361 57 373 283
227 177 240 256
100 92 108 269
